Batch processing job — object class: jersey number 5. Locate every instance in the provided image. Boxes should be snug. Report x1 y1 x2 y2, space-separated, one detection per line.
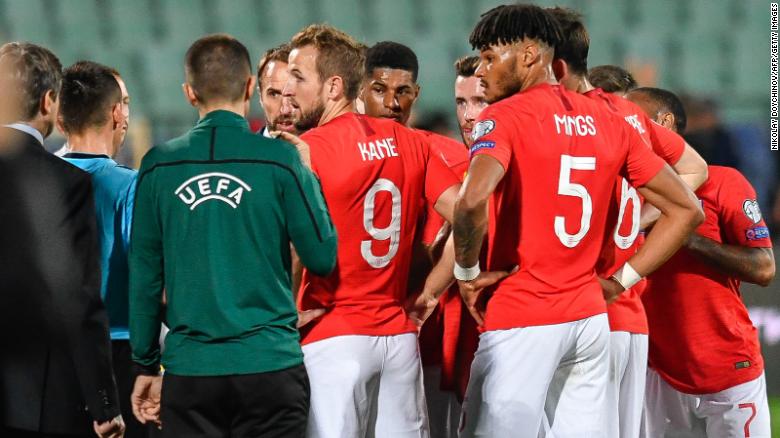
555 155 596 248
361 178 401 268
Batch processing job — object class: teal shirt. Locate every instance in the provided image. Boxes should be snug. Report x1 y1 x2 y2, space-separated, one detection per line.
63 153 137 340
129 110 337 376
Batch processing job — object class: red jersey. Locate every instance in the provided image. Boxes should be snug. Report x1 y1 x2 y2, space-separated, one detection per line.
413 130 476 398
416 130 470 245
297 113 460 345
470 83 665 331
585 88 686 334
643 166 771 394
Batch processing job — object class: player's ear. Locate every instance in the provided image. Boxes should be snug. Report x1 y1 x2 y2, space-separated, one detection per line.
40 89 57 118
659 111 676 131
245 75 257 102
552 58 566 82
182 83 198 107
521 41 540 67
111 102 123 130
326 76 344 100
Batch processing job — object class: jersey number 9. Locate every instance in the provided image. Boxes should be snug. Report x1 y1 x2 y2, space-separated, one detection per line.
361 178 402 268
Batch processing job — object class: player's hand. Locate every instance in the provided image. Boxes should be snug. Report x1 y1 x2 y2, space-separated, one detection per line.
131 375 162 427
599 277 625 304
458 268 515 326
405 291 439 328
274 131 311 169
93 415 125 438
297 308 327 328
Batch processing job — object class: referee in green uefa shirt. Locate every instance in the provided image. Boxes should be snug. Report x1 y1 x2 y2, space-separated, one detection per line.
128 34 337 437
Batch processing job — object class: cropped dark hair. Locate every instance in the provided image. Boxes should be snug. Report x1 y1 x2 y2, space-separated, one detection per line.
630 87 688 134
290 24 366 101
587 65 638 94
469 4 563 51
185 33 252 103
547 7 589 76
0 42 62 122
257 43 291 86
365 41 419 82
454 55 480 77
59 61 122 134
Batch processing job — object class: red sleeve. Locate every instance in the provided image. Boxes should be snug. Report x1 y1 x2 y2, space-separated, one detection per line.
469 106 513 170
421 205 446 245
424 144 460 205
717 169 773 248
620 121 665 188
300 131 323 177
642 112 685 165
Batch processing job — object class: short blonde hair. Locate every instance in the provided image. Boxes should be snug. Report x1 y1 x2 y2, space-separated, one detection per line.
290 24 366 101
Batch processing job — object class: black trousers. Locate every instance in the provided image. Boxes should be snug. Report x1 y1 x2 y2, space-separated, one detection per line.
161 364 310 438
112 340 159 438
1 428 90 438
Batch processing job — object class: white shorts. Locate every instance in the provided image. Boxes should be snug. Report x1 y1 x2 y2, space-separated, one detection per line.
423 365 461 438
303 333 429 438
460 314 610 438
642 368 771 438
607 331 648 438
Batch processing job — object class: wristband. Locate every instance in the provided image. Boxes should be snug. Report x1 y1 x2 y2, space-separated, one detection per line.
454 261 481 281
610 262 642 290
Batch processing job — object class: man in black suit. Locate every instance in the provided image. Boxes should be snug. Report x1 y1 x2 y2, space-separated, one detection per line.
0 42 124 438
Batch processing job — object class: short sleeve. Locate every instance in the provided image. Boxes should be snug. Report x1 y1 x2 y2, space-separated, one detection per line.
620 121 666 188
421 204 446 245
423 139 460 206
717 169 773 248
642 112 685 165
469 106 514 170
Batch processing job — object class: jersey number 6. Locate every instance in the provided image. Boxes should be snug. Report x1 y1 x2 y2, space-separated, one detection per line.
361 178 401 268
614 178 641 249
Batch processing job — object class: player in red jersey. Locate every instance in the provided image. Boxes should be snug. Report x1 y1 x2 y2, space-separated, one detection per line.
547 9 709 438
360 40 469 181
587 65 639 97
256 43 298 137
454 56 488 147
359 41 470 438
281 25 461 438
628 87 776 438
453 5 703 436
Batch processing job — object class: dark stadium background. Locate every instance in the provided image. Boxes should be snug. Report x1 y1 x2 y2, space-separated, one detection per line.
1 0 779 432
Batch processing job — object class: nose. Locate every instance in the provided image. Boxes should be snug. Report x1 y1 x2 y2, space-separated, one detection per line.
280 97 295 115
383 90 400 110
475 61 487 78
281 78 294 97
464 103 481 122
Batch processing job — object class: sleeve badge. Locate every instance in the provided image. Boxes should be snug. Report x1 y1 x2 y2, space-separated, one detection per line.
471 119 496 142
742 199 762 224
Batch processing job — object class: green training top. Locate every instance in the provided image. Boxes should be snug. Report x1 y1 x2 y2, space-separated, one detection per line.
129 110 337 376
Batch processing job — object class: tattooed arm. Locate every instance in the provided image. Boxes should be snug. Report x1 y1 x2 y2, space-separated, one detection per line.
685 235 775 286
453 154 513 325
